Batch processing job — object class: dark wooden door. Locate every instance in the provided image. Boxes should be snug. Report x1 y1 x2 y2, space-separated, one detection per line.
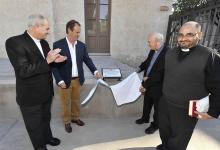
85 0 111 54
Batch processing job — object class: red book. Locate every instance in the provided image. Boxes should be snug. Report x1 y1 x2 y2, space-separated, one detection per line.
188 96 209 117
189 100 198 117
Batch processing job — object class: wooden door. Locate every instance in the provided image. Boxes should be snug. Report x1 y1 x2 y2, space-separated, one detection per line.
85 0 111 54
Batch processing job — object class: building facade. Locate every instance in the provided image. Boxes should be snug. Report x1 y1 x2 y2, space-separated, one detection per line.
0 0 172 66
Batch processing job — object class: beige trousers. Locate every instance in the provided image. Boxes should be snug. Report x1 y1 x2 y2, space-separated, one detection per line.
59 78 80 124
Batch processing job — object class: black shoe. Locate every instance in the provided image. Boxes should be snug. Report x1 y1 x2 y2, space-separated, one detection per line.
145 125 158 134
156 144 167 150
65 123 72 133
46 137 61 146
71 119 85 126
135 118 149 124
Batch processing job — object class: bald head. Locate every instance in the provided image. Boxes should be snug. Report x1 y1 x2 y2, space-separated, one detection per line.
181 21 201 33
177 21 202 49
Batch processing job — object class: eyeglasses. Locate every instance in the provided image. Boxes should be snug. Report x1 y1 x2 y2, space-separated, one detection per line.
177 33 198 38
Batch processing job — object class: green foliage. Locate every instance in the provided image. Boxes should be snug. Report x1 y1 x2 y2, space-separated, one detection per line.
173 0 208 14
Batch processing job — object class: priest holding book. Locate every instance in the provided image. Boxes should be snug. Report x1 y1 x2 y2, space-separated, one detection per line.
156 21 220 150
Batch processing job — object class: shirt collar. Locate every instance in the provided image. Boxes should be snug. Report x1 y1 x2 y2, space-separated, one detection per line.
180 45 197 52
66 37 77 46
181 48 190 52
155 44 164 53
27 31 40 43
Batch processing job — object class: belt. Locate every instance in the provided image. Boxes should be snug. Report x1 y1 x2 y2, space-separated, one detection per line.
71 77 79 80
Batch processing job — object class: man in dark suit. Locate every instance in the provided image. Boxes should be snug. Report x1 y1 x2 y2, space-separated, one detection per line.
5 14 66 150
52 20 102 133
136 32 167 134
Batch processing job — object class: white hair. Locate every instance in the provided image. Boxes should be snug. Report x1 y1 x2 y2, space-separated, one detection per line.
27 14 46 29
152 32 164 44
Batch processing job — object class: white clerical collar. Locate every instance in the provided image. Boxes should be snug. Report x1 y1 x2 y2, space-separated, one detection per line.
181 48 190 52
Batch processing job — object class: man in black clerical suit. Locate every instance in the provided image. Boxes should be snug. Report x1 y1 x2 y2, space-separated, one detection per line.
156 21 220 150
136 32 167 134
5 14 66 150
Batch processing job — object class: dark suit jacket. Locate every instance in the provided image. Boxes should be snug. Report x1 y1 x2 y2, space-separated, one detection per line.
140 46 168 99
5 31 54 106
52 38 97 87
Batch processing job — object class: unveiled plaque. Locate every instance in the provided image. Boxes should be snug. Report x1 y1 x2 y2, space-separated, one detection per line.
102 68 122 80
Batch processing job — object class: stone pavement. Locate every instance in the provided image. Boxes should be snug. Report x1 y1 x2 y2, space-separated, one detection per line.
0 117 220 150
0 57 220 150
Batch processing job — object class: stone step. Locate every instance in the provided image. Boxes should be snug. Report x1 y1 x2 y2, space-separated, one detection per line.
0 57 143 119
0 79 143 119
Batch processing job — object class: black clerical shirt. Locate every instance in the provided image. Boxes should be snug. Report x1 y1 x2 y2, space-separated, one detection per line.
178 46 220 118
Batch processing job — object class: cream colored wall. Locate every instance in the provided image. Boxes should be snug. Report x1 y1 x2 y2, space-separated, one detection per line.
52 0 85 42
0 0 172 67
110 0 172 67
0 0 85 58
0 0 54 57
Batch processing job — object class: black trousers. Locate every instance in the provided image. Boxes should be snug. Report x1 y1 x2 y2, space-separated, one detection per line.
20 99 53 150
141 92 159 127
158 97 198 150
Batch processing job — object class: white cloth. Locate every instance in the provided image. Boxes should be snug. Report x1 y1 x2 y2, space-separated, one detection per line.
81 81 99 105
110 72 141 105
81 72 142 106
81 79 110 106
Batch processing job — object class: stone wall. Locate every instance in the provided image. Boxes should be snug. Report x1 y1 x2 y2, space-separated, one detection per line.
0 0 54 56
0 0 85 57
110 0 172 67
52 0 85 42
0 0 172 67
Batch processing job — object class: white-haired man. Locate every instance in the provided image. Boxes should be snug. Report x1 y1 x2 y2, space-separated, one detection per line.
136 32 168 134
5 14 66 150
